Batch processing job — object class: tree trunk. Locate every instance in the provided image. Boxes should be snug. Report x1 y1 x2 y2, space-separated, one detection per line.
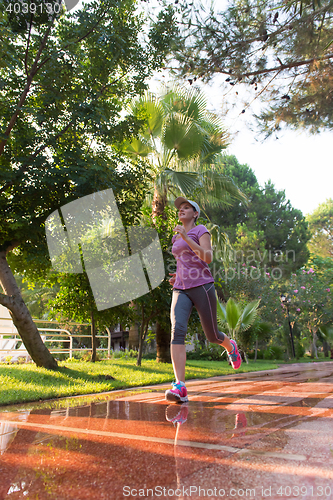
137 333 144 367
197 331 206 349
310 330 318 359
152 185 168 224
137 306 158 366
0 250 58 369
90 309 97 362
137 324 148 367
129 302 140 350
155 321 171 363
152 185 171 363
254 338 258 362
323 340 330 358
137 303 147 367
129 324 139 350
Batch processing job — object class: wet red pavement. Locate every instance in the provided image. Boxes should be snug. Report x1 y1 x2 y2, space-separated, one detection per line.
1 362 333 500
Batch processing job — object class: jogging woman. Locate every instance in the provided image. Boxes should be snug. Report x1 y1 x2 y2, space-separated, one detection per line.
165 197 242 404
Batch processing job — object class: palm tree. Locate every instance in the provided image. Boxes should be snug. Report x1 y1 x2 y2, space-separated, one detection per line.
318 324 333 358
123 85 246 217
216 296 260 363
121 85 247 362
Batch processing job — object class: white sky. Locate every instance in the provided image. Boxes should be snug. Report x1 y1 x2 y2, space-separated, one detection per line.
227 128 332 217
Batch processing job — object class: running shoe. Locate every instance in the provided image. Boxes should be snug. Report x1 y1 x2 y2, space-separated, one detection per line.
166 404 189 425
228 339 242 370
165 382 188 403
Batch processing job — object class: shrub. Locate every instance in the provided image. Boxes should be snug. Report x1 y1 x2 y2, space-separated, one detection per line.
111 349 138 359
186 344 228 361
142 352 157 360
256 350 265 359
263 345 285 360
295 340 305 358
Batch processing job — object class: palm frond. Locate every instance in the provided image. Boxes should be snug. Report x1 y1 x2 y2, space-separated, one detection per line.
318 324 333 339
200 134 229 164
161 169 200 196
239 300 261 332
206 223 234 269
161 85 208 122
197 171 248 208
120 86 246 224
226 298 241 330
216 295 227 321
122 137 152 159
129 92 165 139
196 118 229 164
163 113 204 160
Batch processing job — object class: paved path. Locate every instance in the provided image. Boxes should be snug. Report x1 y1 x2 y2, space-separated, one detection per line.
0 362 333 500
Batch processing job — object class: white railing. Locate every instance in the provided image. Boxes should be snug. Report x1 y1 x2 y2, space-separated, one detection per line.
0 319 112 360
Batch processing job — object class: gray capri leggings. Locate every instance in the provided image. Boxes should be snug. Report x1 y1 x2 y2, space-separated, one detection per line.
171 282 225 345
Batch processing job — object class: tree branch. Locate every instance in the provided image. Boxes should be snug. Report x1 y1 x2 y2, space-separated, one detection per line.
0 119 74 195
5 240 20 254
36 11 107 73
0 68 133 195
0 7 108 157
183 1 333 53
241 70 282 114
0 292 14 309
0 22 54 156
214 52 333 79
25 14 34 77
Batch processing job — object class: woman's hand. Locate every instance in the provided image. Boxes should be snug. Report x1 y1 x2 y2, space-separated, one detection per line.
169 273 176 286
173 225 187 240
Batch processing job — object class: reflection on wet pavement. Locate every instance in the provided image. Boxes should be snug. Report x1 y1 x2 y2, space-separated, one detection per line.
0 362 333 499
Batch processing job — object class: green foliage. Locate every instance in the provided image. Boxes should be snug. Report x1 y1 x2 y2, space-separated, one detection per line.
216 251 333 358
173 0 333 132
306 198 333 258
263 345 285 360
295 339 306 358
241 318 274 354
287 265 333 331
186 343 227 361
205 156 310 273
110 349 138 359
216 295 260 344
233 224 267 263
215 262 281 326
0 0 176 257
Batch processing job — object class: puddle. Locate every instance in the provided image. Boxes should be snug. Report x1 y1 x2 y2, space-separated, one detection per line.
1 363 333 499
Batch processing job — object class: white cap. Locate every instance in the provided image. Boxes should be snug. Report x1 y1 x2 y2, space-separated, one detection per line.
174 197 200 218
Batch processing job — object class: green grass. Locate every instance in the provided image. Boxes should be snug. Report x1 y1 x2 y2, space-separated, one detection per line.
0 358 281 408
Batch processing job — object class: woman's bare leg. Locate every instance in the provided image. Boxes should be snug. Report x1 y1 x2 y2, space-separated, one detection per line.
171 344 186 383
220 335 233 352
